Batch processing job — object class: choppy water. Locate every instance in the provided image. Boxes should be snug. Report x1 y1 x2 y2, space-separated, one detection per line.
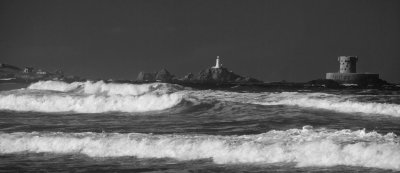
0 81 400 172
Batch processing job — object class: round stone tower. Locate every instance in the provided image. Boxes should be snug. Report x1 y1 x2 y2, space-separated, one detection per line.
338 56 358 73
326 56 379 84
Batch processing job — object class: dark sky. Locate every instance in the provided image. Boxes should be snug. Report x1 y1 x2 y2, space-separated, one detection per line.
1 0 399 82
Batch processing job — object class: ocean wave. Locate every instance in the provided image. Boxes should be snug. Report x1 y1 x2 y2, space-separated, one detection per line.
254 92 400 117
27 80 182 96
2 82 400 115
0 91 182 113
0 81 184 113
190 91 400 117
0 126 398 170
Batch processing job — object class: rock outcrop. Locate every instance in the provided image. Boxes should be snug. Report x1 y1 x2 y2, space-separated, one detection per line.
194 67 261 83
180 73 194 81
155 68 174 82
136 68 174 82
136 72 155 82
135 67 261 84
0 63 21 78
0 63 75 82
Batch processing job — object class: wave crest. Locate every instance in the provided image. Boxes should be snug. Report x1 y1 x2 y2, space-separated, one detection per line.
0 127 399 170
190 91 400 117
255 92 400 116
27 80 182 96
0 81 184 113
0 92 182 113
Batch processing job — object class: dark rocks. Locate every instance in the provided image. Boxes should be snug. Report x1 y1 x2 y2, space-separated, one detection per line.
307 79 341 88
0 63 21 72
241 76 262 83
194 67 261 83
155 68 174 82
0 63 22 78
197 67 239 82
136 72 156 82
136 68 174 82
181 73 194 81
0 63 77 82
135 67 262 84
355 77 388 87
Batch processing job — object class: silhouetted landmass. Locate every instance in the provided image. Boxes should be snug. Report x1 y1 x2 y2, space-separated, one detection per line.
1 62 398 91
0 63 21 72
136 68 174 82
137 67 262 84
0 63 82 83
195 67 261 83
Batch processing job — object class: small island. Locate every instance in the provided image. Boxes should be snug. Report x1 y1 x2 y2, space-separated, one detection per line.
136 56 261 83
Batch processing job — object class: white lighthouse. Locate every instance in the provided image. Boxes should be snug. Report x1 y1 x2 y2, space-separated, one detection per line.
212 56 222 69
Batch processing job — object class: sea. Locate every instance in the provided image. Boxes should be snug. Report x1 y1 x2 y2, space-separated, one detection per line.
0 81 399 172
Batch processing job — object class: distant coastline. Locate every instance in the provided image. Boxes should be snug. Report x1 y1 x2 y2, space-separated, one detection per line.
0 62 398 91
0 63 82 83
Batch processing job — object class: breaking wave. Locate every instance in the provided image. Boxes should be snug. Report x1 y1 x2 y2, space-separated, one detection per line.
2 81 400 116
0 81 184 113
254 92 400 117
27 80 182 96
0 92 182 113
0 126 399 170
190 91 400 117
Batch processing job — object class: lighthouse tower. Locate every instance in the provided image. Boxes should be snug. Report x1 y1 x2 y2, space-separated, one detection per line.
212 56 222 69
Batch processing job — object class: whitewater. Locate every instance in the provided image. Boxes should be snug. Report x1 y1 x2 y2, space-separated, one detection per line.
0 81 183 113
0 81 400 172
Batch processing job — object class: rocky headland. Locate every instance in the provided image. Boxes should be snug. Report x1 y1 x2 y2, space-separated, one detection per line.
136 67 262 84
0 63 81 83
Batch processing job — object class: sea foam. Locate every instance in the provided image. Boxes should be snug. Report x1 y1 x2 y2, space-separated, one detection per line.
255 92 400 117
0 127 399 170
27 80 180 96
191 91 400 117
0 81 183 113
